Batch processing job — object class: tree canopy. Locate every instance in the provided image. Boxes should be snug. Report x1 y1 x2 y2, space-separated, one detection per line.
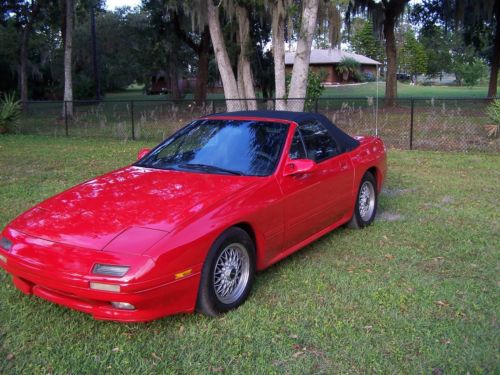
0 0 497 103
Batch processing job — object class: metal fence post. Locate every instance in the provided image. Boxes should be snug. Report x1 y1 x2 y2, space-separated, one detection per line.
273 99 276 111
64 101 69 137
315 98 319 113
211 101 216 114
410 99 414 150
130 101 135 140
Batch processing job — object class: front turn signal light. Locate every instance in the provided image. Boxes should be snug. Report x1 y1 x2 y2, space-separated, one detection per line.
89 282 120 292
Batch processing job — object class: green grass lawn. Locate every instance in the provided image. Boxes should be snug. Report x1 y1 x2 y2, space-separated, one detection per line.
321 82 496 99
104 82 498 102
0 135 498 374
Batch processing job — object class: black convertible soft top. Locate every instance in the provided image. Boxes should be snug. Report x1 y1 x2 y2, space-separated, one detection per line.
206 110 360 152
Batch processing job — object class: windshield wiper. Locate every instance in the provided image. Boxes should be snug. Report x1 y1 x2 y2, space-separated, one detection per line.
179 163 244 176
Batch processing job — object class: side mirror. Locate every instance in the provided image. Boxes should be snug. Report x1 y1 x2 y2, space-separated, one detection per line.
283 159 316 176
137 148 151 160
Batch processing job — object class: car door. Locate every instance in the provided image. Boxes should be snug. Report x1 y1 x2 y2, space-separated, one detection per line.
279 119 354 249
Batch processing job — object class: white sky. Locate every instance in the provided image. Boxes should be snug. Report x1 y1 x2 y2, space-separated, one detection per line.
105 0 141 10
106 0 420 11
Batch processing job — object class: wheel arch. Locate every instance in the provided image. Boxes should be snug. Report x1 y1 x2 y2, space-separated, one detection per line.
232 222 264 269
366 166 381 193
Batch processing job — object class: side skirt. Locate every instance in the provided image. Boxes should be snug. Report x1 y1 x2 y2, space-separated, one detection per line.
264 212 352 269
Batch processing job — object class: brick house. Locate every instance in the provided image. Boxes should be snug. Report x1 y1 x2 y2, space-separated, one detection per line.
285 49 381 84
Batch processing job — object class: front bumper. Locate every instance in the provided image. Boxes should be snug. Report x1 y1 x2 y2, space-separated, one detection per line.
0 229 200 322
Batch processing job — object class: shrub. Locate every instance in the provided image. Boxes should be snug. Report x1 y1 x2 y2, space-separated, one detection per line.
486 99 500 124
362 72 376 82
485 99 500 138
74 74 96 100
336 57 360 81
454 59 488 87
0 93 21 134
285 70 325 111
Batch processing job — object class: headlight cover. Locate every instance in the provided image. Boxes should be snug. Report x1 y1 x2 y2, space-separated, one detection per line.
92 264 129 277
0 237 12 251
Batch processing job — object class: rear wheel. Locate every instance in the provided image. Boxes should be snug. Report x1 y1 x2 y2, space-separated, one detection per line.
347 171 378 229
196 227 255 316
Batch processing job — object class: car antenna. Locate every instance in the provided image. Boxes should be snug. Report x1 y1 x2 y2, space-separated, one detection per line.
375 65 379 137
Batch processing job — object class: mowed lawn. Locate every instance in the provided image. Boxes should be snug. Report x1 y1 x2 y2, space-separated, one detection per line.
0 135 498 374
106 82 497 101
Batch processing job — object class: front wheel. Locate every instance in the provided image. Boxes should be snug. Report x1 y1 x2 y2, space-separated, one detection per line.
347 171 378 229
196 227 255 316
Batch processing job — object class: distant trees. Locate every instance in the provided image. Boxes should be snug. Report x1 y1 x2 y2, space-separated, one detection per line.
72 9 152 96
347 0 411 104
418 25 452 80
0 0 498 104
3 0 44 109
412 0 499 96
398 29 427 80
350 19 383 62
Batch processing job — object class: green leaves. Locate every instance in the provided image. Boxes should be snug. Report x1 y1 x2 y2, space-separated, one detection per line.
486 99 500 125
350 19 383 62
0 93 21 134
398 29 428 78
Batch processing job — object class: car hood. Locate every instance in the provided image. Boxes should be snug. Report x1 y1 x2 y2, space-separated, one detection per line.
10 166 261 251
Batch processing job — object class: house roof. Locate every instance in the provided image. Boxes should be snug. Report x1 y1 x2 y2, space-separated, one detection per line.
285 49 381 66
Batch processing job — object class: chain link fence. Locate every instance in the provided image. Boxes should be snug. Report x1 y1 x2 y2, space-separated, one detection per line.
14 97 499 152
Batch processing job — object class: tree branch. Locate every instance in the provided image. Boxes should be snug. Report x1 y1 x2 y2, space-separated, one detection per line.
171 10 201 54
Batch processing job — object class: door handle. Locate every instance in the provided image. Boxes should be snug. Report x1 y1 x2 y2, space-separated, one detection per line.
340 162 349 171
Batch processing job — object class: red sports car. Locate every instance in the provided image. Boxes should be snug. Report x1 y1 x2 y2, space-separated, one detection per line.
0 111 386 322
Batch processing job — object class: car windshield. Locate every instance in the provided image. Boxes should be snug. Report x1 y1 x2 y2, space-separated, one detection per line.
136 119 289 176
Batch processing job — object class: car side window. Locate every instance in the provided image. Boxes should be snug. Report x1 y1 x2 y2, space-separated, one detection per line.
299 120 339 162
288 130 307 160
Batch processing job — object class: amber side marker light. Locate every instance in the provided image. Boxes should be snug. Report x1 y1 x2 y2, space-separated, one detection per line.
0 254 6 264
175 268 192 280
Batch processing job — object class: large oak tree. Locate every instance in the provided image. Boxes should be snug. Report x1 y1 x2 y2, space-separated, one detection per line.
347 0 410 105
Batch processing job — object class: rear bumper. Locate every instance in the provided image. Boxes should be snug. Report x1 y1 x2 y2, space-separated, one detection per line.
0 229 200 322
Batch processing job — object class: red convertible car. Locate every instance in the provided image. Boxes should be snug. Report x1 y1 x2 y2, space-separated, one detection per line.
0 111 386 322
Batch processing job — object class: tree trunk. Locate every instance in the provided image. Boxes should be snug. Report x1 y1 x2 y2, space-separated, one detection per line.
272 0 287 110
207 0 240 111
63 0 74 118
19 29 29 112
194 26 211 104
17 0 41 111
235 4 257 110
172 12 211 104
169 39 181 100
170 62 181 100
488 0 500 98
383 15 397 106
287 0 320 111
237 61 246 107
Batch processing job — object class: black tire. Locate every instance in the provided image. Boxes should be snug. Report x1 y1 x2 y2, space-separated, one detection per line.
347 171 378 229
196 227 256 316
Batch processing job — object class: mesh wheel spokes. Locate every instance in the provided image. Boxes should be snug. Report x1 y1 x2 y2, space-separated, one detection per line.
358 181 375 221
213 243 250 304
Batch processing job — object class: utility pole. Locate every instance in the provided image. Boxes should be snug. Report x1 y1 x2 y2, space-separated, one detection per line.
90 3 101 100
